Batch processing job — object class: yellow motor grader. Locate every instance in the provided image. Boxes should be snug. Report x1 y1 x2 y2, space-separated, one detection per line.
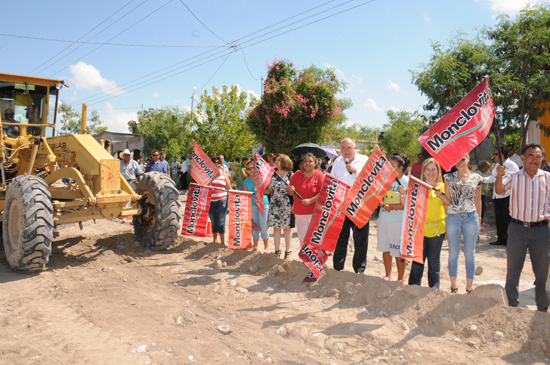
0 73 182 271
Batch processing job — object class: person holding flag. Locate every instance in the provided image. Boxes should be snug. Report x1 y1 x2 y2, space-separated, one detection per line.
441 154 483 294
407 158 448 288
288 153 326 245
376 155 409 282
244 160 271 252
208 157 233 246
495 144 550 312
330 138 370 274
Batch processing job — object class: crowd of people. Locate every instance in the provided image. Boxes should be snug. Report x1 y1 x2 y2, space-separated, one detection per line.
118 139 550 312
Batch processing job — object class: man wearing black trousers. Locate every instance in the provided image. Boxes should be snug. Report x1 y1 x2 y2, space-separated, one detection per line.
483 148 519 246
330 138 369 273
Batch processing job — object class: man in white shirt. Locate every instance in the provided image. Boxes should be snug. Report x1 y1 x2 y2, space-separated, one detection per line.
507 144 524 169
483 148 519 246
180 157 189 191
170 157 181 183
330 138 369 273
218 154 231 177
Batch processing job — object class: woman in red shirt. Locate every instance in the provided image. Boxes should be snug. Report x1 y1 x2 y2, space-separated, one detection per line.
288 153 325 248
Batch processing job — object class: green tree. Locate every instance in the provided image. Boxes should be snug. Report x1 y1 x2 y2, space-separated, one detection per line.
378 110 426 159
411 4 550 150
193 85 258 160
247 60 350 156
58 101 81 135
134 107 193 159
486 6 550 147
88 110 108 135
410 33 490 118
58 101 107 135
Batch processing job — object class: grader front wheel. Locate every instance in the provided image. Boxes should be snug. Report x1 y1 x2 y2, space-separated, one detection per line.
133 172 182 250
2 175 54 271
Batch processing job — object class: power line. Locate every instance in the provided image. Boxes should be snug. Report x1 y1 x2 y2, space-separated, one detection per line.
31 0 148 76
48 0 173 78
93 106 141 110
239 45 259 80
2 33 219 48
71 1 352 104
75 0 377 106
83 0 376 105
178 0 228 44
197 55 231 95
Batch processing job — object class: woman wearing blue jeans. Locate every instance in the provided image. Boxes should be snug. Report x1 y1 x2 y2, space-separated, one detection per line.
441 155 483 294
243 161 272 252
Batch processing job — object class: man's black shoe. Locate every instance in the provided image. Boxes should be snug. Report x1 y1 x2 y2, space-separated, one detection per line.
490 241 506 246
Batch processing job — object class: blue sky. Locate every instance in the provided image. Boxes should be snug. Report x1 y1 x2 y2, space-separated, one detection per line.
1 0 543 132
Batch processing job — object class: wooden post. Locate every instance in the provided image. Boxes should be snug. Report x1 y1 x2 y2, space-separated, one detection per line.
81 104 87 134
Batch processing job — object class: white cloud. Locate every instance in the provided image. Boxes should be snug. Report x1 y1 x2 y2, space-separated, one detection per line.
422 11 430 21
386 80 406 94
386 106 400 112
323 63 346 81
246 89 260 102
102 102 137 133
364 98 382 112
486 0 539 14
68 90 78 101
351 74 364 85
153 92 158 98
69 62 124 96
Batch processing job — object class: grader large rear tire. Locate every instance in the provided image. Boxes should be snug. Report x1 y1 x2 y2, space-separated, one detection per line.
133 172 182 250
2 175 54 272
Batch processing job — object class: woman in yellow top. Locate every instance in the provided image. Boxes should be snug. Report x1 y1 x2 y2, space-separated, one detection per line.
404 158 448 288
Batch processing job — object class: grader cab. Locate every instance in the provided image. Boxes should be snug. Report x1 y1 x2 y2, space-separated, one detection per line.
0 73 182 271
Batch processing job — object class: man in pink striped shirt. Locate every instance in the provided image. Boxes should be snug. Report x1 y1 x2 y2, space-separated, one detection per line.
495 144 550 312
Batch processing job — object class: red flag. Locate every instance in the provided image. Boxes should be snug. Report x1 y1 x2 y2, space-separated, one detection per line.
339 146 397 228
302 175 350 252
190 141 220 186
418 77 495 172
254 153 274 215
299 243 328 281
182 183 212 237
400 176 431 264
228 190 253 249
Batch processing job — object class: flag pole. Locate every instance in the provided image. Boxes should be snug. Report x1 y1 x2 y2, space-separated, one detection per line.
273 171 304 201
487 75 504 166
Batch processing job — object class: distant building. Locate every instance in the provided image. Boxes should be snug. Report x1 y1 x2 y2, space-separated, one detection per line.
93 131 144 160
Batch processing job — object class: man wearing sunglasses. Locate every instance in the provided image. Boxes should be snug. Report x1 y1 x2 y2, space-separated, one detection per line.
507 144 523 169
145 149 169 174
482 148 519 246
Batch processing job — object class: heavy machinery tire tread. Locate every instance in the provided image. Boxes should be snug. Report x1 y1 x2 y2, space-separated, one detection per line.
133 172 182 250
3 175 54 271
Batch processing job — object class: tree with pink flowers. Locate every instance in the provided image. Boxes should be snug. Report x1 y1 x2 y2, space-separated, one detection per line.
247 59 351 156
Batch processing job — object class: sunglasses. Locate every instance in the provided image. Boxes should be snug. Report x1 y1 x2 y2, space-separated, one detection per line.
152 154 159 157
246 167 253 170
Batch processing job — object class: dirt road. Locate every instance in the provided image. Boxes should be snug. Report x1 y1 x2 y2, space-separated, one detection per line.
1 196 549 364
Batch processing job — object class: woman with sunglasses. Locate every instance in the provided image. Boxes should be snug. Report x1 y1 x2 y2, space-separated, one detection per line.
208 157 233 245
243 161 271 252
440 154 483 294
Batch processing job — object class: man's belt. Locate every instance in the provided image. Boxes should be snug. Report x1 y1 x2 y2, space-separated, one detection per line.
511 218 549 228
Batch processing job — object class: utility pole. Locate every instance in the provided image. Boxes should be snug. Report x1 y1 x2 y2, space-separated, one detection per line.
260 77 264 97
190 86 197 122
